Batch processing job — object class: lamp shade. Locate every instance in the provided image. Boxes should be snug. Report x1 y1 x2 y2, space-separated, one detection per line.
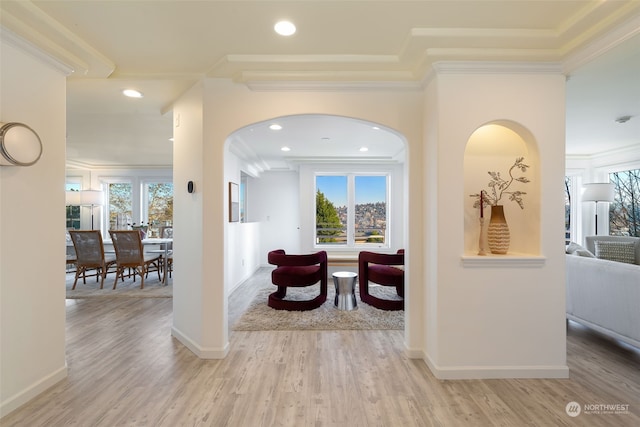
80 190 104 206
65 191 82 206
582 183 614 202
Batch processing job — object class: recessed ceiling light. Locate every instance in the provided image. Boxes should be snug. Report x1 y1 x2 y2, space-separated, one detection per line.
269 124 282 130
169 137 174 142
122 89 143 98
372 126 380 130
359 147 369 152
281 146 291 152
274 20 296 36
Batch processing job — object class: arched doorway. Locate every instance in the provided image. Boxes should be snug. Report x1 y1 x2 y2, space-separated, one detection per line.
223 113 408 330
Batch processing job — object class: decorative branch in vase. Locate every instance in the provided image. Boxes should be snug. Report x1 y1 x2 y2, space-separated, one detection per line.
470 157 530 254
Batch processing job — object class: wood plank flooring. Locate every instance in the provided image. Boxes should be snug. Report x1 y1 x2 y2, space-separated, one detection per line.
2 271 639 426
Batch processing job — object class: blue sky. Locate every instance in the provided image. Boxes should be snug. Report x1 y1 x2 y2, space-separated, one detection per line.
316 175 386 206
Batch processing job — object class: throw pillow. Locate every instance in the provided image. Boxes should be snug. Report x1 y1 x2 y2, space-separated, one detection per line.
594 241 636 264
566 241 590 255
575 249 596 258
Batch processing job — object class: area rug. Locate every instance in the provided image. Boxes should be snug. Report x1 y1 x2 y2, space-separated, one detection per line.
233 284 403 331
65 274 172 299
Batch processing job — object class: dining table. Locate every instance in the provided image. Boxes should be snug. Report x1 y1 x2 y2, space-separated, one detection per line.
139 238 173 284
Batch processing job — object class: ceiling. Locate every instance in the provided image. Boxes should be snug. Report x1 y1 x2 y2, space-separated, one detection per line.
1 1 639 169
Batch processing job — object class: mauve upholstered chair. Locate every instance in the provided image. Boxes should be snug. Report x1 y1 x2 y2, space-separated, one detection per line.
358 249 404 310
267 249 328 311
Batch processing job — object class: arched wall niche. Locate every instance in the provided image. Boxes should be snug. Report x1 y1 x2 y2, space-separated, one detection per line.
463 120 541 256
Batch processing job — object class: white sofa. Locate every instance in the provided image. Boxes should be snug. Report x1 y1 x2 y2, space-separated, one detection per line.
565 236 640 349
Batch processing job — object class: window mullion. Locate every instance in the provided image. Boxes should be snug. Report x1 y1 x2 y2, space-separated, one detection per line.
347 174 355 246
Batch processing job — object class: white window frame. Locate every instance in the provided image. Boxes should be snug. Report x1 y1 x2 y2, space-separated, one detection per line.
300 163 403 254
314 173 390 248
101 177 134 233
141 178 174 225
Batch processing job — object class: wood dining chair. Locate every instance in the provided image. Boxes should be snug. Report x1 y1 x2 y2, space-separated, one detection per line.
109 230 162 289
68 230 117 290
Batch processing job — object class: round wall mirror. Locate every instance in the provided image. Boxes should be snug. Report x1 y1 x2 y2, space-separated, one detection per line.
0 122 43 166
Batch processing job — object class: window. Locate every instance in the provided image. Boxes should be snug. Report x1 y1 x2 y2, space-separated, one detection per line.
609 169 640 237
564 176 572 244
240 172 248 223
143 181 173 235
65 182 81 230
315 174 388 248
108 181 133 230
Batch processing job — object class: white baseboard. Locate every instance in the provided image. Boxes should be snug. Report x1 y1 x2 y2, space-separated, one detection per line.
404 345 426 359
423 353 569 379
171 326 229 359
0 365 67 419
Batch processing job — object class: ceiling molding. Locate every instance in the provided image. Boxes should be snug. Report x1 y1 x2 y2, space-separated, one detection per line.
0 0 115 77
1 26 74 76
432 61 563 75
285 156 402 165
562 12 640 74
66 159 172 171
244 79 423 92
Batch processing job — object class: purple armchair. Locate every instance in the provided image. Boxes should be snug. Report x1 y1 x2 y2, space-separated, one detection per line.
267 249 328 311
358 249 404 310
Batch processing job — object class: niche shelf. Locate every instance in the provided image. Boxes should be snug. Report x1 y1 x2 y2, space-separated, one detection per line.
463 121 541 260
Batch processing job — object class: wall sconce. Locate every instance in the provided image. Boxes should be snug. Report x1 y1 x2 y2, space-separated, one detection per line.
0 122 43 166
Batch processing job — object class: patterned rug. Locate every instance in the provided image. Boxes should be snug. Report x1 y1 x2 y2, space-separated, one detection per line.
233 284 403 331
65 273 172 298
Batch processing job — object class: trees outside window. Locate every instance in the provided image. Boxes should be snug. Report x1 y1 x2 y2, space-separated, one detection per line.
108 182 132 230
144 182 173 235
609 169 640 237
65 182 81 229
565 176 572 244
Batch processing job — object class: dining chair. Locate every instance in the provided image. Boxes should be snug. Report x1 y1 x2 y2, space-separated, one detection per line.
147 226 173 282
109 230 162 289
68 230 117 290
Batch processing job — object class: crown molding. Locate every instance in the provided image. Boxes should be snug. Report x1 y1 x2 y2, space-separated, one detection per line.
432 61 563 75
562 12 640 74
65 159 172 170
1 25 73 75
244 78 423 92
0 1 114 77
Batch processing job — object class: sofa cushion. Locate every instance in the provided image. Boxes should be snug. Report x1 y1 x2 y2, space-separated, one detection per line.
595 241 636 264
585 236 640 264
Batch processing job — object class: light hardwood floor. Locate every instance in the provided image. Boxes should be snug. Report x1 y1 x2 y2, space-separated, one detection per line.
3 271 639 426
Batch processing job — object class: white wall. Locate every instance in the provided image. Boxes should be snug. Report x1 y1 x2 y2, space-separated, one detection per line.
174 78 424 359
0 39 68 416
424 65 568 379
224 150 263 292
174 70 568 379
171 81 224 358
251 171 300 264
